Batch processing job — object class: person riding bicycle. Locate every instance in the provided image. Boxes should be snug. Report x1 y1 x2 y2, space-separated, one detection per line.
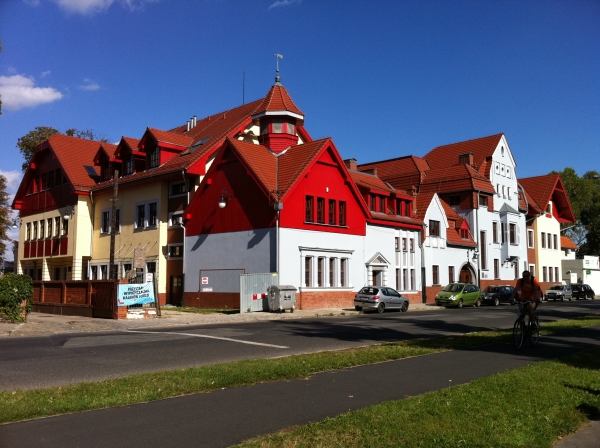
514 270 542 329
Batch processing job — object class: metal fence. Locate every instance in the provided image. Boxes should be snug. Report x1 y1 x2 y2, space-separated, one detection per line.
240 273 279 313
199 269 246 293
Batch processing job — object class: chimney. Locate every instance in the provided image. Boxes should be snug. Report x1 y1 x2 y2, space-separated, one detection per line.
193 115 197 127
459 153 474 166
186 121 191 132
344 158 357 171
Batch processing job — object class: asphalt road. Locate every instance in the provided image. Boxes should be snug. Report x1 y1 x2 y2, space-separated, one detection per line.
1 300 599 391
1 325 598 448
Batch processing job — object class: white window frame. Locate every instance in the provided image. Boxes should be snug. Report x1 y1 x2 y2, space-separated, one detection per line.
527 229 534 248
134 200 159 230
100 207 121 234
169 211 184 227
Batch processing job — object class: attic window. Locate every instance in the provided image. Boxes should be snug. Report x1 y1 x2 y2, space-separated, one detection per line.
148 147 160 168
460 229 469 239
449 195 460 206
479 195 489 207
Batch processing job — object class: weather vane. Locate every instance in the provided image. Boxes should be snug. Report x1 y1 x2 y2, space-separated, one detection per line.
274 53 283 84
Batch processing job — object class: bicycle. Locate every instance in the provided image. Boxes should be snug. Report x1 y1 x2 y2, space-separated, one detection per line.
513 300 539 349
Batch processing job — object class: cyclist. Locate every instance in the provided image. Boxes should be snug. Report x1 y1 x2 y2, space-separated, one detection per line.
514 270 542 329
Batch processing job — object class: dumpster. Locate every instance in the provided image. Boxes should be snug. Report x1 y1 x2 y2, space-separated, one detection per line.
267 285 297 313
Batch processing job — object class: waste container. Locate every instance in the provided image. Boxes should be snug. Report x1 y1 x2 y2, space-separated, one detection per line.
267 285 297 313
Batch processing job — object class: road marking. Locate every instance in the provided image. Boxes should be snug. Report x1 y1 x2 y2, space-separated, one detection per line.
124 330 289 349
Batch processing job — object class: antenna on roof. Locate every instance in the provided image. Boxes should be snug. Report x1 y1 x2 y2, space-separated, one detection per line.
274 53 283 85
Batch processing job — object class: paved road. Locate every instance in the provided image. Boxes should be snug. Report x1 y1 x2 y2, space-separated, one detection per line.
1 301 598 391
0 325 598 448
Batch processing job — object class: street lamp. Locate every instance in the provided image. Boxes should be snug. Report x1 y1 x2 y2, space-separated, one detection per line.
218 189 231 209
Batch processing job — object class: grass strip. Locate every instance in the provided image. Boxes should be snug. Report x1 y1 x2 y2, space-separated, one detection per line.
237 346 600 448
1 315 599 425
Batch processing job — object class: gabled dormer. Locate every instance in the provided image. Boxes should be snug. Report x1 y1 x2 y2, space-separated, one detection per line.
251 76 304 154
139 128 193 169
93 142 119 182
114 137 144 176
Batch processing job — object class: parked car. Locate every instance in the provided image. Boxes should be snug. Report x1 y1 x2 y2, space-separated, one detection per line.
354 286 410 313
545 284 573 301
481 285 515 306
435 283 481 308
570 284 596 300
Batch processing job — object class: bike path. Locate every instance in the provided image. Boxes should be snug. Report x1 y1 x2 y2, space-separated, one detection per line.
0 326 599 448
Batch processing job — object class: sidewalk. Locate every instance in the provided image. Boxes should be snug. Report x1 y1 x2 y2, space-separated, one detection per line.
0 325 598 447
0 302 436 338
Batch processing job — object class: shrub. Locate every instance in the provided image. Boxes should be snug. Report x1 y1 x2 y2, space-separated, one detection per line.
0 274 33 323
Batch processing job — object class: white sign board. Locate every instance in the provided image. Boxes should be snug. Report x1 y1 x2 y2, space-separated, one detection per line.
202 277 208 285
146 273 153 282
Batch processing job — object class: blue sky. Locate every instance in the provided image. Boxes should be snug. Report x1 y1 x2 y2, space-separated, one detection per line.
1 0 599 252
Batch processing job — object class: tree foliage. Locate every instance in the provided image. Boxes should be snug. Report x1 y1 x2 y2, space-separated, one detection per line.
17 127 110 172
0 174 10 259
0 273 33 323
553 168 600 257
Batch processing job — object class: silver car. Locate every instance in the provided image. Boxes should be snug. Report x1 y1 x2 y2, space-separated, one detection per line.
545 284 572 301
354 286 410 313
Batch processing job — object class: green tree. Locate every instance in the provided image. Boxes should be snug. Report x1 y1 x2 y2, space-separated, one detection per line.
17 127 110 172
553 168 600 257
16 126 59 172
0 174 11 260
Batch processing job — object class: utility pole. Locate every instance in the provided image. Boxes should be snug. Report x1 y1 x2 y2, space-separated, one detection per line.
109 170 119 279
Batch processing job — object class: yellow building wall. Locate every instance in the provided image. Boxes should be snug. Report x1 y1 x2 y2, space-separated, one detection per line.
91 181 169 294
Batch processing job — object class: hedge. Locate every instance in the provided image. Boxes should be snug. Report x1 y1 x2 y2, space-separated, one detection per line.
0 274 33 323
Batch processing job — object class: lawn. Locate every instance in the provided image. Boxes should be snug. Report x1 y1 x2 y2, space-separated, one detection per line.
237 346 600 447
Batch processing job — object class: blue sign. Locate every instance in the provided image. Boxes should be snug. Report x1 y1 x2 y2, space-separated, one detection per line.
117 282 155 307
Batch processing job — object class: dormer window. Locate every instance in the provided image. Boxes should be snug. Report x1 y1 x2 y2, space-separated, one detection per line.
260 118 295 135
125 155 135 175
102 161 111 181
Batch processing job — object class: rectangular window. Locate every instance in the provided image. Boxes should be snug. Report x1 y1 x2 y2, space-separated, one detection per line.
480 231 487 270
48 171 55 189
553 234 557 251
340 258 347 287
543 266 548 282
55 169 62 185
305 196 314 223
515 263 519 279
62 218 68 236
370 194 377 212
403 268 408 290
339 201 346 226
329 258 335 287
547 233 552 249
493 222 498 244
429 220 440 237
115 209 120 232
479 195 488 207
41 174 47 190
449 195 460 206
47 218 52 239
317 257 324 287
39 220 45 239
137 204 146 229
549 267 554 283
432 265 439 285
460 229 469 239
149 147 160 168
379 196 386 213
54 217 60 237
410 269 415 290
494 259 499 279
448 266 455 283
395 237 400 251
101 211 110 233
541 232 546 248
33 222 38 240
169 212 183 227
26 223 31 241
528 230 534 248
170 182 187 197
530 265 536 277
125 155 134 175
168 245 183 258
509 223 516 244
402 238 407 252
555 267 559 281
410 239 415 252
305 257 312 287
149 202 158 227
328 199 336 225
501 223 507 244
317 198 325 224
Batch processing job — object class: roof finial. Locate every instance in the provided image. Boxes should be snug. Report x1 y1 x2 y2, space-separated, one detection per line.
274 53 283 85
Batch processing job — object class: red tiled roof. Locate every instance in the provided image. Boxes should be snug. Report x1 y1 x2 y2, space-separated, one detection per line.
358 155 429 191
419 164 495 194
424 133 504 171
252 84 304 117
349 170 398 194
439 198 477 247
519 182 543 215
520 174 576 223
560 235 578 250
146 128 193 148
414 192 435 221
46 134 104 191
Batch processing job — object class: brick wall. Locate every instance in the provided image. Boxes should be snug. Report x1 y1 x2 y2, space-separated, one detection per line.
297 291 356 310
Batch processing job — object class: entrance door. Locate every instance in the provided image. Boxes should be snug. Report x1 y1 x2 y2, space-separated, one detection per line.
460 267 473 283
372 270 382 286
170 275 184 306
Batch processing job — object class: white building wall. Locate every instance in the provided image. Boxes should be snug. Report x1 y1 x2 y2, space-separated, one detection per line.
534 202 563 284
